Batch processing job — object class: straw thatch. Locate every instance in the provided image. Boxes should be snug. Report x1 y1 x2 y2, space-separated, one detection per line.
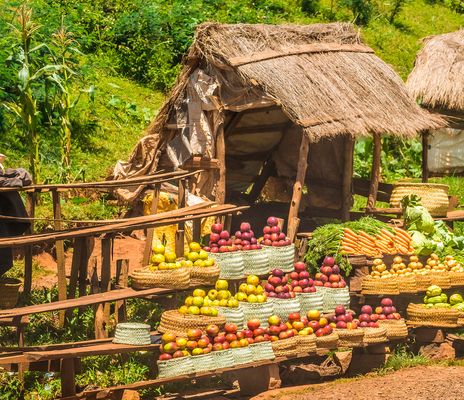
148 22 442 142
407 30 464 112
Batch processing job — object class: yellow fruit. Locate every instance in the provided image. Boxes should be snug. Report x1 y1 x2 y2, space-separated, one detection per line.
373 258 383 266
193 289 206 298
192 296 204 307
210 308 219 317
212 300 220 306
219 299 228 307
256 294 266 303
185 296 194 306
227 298 239 308
217 290 231 300
189 242 201 252
246 275 260 286
247 294 258 303
393 256 402 264
175 261 182 269
151 254 165 265
410 255 419 263
376 263 386 272
188 252 199 262
198 250 208 260
194 259 205 268
149 265 158 271
200 306 212 316
188 306 200 315
235 292 248 302
165 252 177 263
204 258 214 267
255 285 264 295
239 283 248 293
184 260 194 268
215 280 229 291
153 243 165 255
158 262 168 270
208 289 218 300
178 305 189 314
203 298 211 307
246 284 256 295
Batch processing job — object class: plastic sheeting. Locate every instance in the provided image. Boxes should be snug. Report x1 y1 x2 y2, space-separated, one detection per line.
428 128 464 174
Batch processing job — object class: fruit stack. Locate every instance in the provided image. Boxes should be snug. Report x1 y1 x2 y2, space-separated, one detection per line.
236 276 273 327
260 216 295 272
213 280 245 327
315 257 350 313
179 288 221 317
265 268 300 321
234 222 262 251
149 243 182 271
372 298 408 340
157 332 194 378
236 222 270 276
186 241 220 286
357 305 388 344
288 262 324 314
205 223 245 279
331 306 365 348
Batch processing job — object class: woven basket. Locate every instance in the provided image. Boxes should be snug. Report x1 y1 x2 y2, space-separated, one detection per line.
0 278 21 309
397 276 418 294
231 346 253 365
192 353 216 373
390 182 449 217
211 349 235 369
361 276 399 295
335 329 365 348
316 332 339 350
239 302 273 328
297 334 317 354
430 272 451 289
378 319 409 340
271 336 298 357
407 303 459 328
449 271 464 287
317 287 350 313
113 322 151 345
458 312 464 327
157 356 194 378
362 327 388 345
263 244 295 272
210 252 245 280
249 341 275 362
190 264 220 286
131 267 190 290
296 292 324 313
270 298 301 321
414 274 432 292
217 306 245 328
158 310 226 336
242 249 270 276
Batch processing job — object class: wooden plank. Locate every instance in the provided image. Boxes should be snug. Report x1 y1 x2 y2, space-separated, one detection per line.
229 43 374 67
192 219 201 242
78 238 92 300
215 119 226 204
52 189 67 327
115 260 129 324
175 230 185 259
287 134 310 241
23 191 35 295
342 135 354 221
366 133 382 211
142 184 161 268
61 358 76 397
178 178 187 232
247 158 276 204
66 238 84 321
422 131 429 183
98 237 112 339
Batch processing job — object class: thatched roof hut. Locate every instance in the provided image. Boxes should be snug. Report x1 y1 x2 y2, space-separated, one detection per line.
115 22 442 236
406 30 464 178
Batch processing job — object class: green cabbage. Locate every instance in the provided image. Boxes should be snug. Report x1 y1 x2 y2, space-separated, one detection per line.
401 195 435 234
450 294 464 305
425 295 444 304
411 231 437 256
426 285 442 297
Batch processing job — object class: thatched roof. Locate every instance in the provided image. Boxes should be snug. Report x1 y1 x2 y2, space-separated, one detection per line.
407 29 464 112
149 22 442 142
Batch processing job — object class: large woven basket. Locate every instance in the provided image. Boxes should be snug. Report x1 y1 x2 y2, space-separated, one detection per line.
249 341 275 362
414 274 432 292
335 329 365 348
192 353 216 373
316 332 339 350
390 182 449 217
317 287 350 313
113 322 151 345
0 278 21 309
131 267 190 290
296 292 324 313
430 272 451 289
242 249 270 276
158 310 226 336
231 346 253 365
209 252 245 280
397 275 418 294
263 244 295 272
297 334 317 354
270 298 301 321
190 264 220 286
271 336 298 357
211 349 235 369
239 302 273 328
378 319 409 340
157 356 194 378
217 306 245 328
361 276 399 295
407 303 459 328
449 271 464 287
362 327 388 345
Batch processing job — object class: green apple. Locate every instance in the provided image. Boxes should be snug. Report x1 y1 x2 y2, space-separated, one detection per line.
215 280 229 291
208 289 218 300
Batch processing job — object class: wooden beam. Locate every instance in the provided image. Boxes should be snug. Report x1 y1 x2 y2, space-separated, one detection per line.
341 135 354 221
247 158 276 204
287 134 310 241
23 192 35 295
142 185 161 268
366 133 382 211
422 131 429 183
52 189 66 327
216 120 226 204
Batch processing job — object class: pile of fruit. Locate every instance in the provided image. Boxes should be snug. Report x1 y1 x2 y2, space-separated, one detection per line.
423 285 449 308
234 222 262 251
235 275 267 303
210 321 271 350
159 329 208 360
373 298 402 320
204 223 237 253
260 216 292 247
357 305 380 328
264 269 292 299
329 306 358 329
427 254 463 273
314 256 347 288
183 242 215 268
450 293 464 312
306 310 334 337
289 262 316 293
149 243 182 271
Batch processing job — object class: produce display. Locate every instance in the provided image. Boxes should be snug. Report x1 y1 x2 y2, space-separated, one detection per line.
235 275 267 303
204 223 237 253
149 243 182 271
314 256 347 288
373 298 402 320
183 241 215 268
423 285 450 308
289 262 316 293
260 216 292 247
265 268 293 298
234 222 262 250
329 306 358 329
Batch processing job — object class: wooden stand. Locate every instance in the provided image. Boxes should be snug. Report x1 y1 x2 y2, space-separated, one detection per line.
366 133 382 211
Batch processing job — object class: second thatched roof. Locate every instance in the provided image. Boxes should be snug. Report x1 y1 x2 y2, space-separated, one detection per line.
150 22 442 142
407 29 464 112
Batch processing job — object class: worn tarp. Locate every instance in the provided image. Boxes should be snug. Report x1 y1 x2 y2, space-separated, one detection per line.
428 127 464 174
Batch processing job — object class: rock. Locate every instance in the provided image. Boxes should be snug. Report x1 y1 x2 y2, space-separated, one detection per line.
121 390 140 400
420 342 455 361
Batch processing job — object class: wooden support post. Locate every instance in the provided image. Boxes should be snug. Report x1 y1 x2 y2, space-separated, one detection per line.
89 257 98 295
367 133 382 212
175 230 185 259
142 185 161 267
66 238 84 321
115 259 129 324
422 131 429 183
60 358 76 397
101 237 112 336
216 120 226 204
248 158 276 204
52 189 67 327
287 134 310 242
23 191 36 296
192 219 201 242
224 213 233 233
78 238 93 299
178 178 187 231
341 135 355 221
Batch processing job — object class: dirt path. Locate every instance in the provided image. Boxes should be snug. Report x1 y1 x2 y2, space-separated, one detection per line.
253 365 464 400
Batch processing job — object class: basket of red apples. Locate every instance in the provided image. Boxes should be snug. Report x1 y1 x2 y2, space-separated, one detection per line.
357 305 388 344
315 257 350 313
331 305 365 348
265 269 301 321
288 262 324 312
205 223 245 279
234 222 270 276
260 216 295 272
375 298 409 339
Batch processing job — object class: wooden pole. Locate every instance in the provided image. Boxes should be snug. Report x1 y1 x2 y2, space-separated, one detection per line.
101 237 112 335
52 189 66 327
60 358 76 397
216 120 226 204
367 133 382 211
341 135 355 221
287 134 310 242
142 184 161 267
115 259 129 324
23 192 35 295
422 131 429 183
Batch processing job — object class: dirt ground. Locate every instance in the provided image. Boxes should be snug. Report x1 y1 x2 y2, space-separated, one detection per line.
253 365 464 400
